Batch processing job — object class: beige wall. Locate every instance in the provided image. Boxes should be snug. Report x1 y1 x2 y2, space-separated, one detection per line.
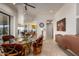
53 3 76 39
33 14 54 40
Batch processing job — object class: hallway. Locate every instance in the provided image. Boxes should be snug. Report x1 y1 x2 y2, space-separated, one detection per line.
38 39 68 56
0 3 77 56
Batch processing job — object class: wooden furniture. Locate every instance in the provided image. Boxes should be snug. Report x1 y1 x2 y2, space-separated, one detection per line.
1 43 31 56
2 44 22 56
1 35 31 56
33 36 43 55
2 35 15 41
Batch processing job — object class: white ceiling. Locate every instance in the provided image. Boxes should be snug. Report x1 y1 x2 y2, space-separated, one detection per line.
5 3 17 13
6 3 64 18
1 3 65 17
26 3 64 16
4 3 65 22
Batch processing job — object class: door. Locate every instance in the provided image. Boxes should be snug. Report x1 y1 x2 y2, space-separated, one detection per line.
77 19 79 34
46 23 53 39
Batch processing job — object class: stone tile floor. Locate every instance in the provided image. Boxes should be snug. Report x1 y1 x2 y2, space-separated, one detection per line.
38 39 68 56
29 39 73 56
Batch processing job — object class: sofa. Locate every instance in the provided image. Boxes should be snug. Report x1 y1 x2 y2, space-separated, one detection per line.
55 34 79 55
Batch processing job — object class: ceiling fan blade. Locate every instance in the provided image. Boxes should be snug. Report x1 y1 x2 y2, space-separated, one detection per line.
24 3 36 8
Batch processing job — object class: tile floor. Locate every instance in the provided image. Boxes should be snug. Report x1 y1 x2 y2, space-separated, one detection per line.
38 39 68 56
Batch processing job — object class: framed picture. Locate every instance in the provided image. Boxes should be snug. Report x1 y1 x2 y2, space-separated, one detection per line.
57 18 66 31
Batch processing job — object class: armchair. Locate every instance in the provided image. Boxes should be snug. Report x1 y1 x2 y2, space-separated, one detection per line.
33 36 43 55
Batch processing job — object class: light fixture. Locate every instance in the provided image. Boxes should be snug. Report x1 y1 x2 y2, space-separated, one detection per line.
13 3 16 5
49 10 53 13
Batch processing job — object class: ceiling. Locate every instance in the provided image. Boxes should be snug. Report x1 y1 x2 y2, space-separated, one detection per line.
5 3 64 18
5 3 17 13
0 3 65 17
25 3 64 16
2 3 65 23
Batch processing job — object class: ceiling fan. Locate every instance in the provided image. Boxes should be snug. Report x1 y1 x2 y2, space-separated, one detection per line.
24 3 36 10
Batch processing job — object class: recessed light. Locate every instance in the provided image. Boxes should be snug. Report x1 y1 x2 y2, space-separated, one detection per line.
49 10 53 13
13 3 16 5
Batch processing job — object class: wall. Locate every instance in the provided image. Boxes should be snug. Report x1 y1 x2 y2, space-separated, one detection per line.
34 19 46 40
53 3 76 39
34 14 54 40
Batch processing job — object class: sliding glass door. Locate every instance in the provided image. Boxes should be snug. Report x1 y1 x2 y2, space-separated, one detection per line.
0 11 10 36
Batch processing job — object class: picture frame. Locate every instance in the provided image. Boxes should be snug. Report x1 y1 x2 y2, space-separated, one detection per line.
57 18 66 31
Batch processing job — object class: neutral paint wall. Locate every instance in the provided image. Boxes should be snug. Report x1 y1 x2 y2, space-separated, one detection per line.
34 14 54 40
53 3 76 39
34 19 46 40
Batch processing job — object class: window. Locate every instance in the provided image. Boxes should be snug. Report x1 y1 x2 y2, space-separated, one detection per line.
0 11 11 36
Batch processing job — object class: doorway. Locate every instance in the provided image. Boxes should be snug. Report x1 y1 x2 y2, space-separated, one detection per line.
76 18 79 35
46 22 53 39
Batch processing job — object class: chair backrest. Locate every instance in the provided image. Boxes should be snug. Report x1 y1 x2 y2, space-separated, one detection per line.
2 35 15 41
36 36 43 43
